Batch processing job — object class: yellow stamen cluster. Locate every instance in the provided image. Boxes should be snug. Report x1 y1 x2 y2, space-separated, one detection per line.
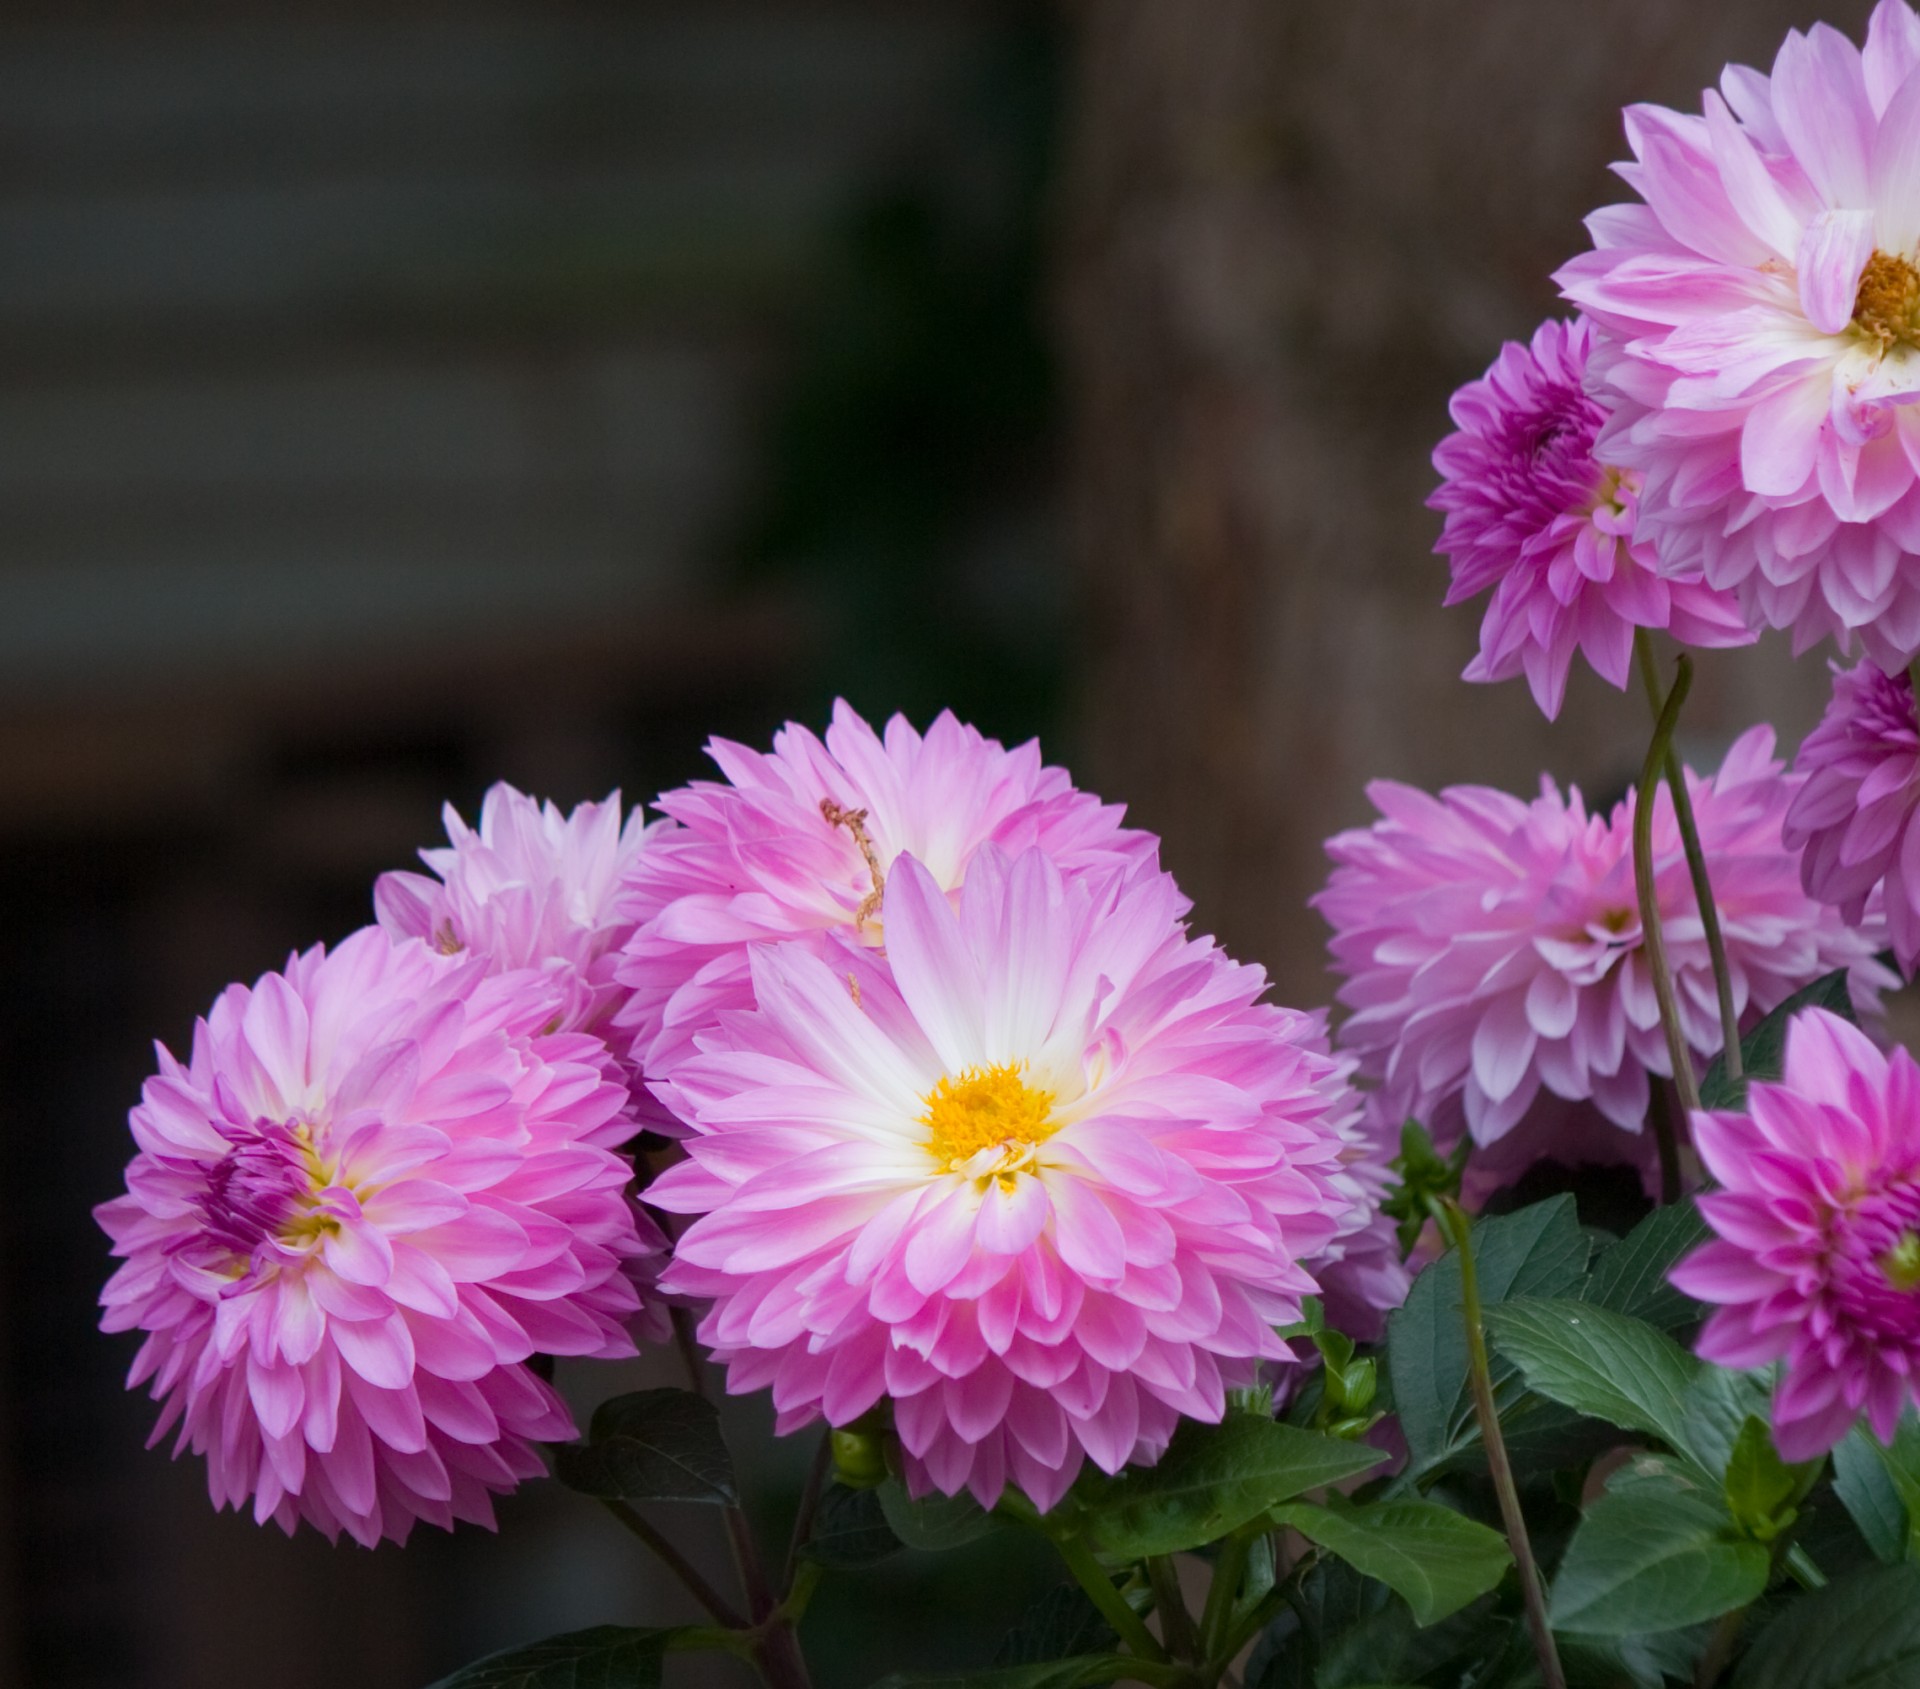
921 1062 1057 1179
1853 250 1920 350
1880 1229 1920 1292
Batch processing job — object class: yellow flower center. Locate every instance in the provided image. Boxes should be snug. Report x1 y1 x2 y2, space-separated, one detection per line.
1853 251 1920 350
921 1062 1057 1180
1880 1229 1920 1292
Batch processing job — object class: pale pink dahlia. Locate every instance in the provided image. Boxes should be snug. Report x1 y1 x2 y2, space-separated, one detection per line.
1317 727 1893 1147
377 783 660 1047
1559 0 1920 666
1674 1007 1920 1458
1431 316 1753 719
1786 657 1920 972
96 928 660 1547
614 700 1159 1092
648 846 1375 1511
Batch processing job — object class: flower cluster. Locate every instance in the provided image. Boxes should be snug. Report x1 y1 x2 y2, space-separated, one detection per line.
100 712 1391 1538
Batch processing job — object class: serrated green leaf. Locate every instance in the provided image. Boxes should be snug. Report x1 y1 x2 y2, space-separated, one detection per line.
1582 1203 1711 1333
1549 1481 1769 1635
1833 1424 1909 1564
1700 969 1855 1111
993 1585 1117 1667
1731 1563 1920 1688
1075 1416 1385 1560
1270 1498 1511 1625
878 1477 998 1551
1486 1298 1701 1469
425 1625 682 1688
551 1388 736 1505
866 1660 1144 1689
1680 1365 1773 1479
1387 1196 1591 1480
803 1482 902 1568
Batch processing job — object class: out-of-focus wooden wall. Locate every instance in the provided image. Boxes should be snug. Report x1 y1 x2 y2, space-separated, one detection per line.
1055 0 1878 1008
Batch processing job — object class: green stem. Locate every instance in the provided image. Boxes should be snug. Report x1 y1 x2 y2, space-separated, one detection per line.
1633 651 1701 1202
1147 1555 1201 1662
1198 1532 1252 1661
1694 1606 1746 1689
781 1432 832 1594
1645 1078 1682 1224
1433 1198 1565 1689
1635 630 1742 1089
601 1499 746 1630
1050 1530 1171 1666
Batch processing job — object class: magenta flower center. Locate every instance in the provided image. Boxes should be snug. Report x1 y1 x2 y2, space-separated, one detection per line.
1830 1177 1920 1337
920 1063 1057 1182
196 1119 335 1264
1854 251 1920 351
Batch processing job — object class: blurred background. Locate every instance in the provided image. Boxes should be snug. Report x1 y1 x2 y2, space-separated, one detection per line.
0 3 1881 1685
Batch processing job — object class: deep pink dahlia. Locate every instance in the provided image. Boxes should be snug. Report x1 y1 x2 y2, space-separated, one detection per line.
96 928 661 1547
1786 657 1920 972
377 783 660 1046
1432 316 1753 719
1559 0 1920 666
1674 1008 1920 1458
1317 727 1894 1147
614 700 1160 1092
648 846 1378 1511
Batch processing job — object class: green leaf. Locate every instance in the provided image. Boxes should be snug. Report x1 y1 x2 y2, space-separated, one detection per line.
425 1626 682 1688
866 1661 1146 1689
1076 1416 1386 1560
550 1388 736 1505
1699 968 1855 1111
1680 1365 1774 1479
1549 1480 1770 1635
1386 1196 1591 1479
1582 1203 1711 1333
1486 1298 1701 1464
1731 1563 1920 1688
1724 1416 1802 1540
1833 1424 1909 1564
1270 1498 1511 1625
993 1585 1117 1666
878 1477 998 1551
802 1482 903 1568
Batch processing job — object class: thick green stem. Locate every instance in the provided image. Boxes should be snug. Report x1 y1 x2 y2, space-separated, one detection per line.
1635 630 1742 1089
1198 1532 1252 1662
1051 1530 1171 1666
1433 1198 1565 1689
1147 1555 1201 1662
1633 651 1701 1202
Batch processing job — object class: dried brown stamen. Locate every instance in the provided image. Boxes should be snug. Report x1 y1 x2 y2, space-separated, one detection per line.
820 799 885 927
1854 250 1920 348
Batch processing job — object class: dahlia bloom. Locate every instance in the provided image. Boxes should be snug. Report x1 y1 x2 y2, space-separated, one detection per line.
649 846 1378 1511
377 783 659 1047
1317 726 1893 1147
1674 1008 1920 1459
96 928 660 1547
614 700 1159 1090
1431 316 1753 719
1786 657 1920 973
1559 0 1920 666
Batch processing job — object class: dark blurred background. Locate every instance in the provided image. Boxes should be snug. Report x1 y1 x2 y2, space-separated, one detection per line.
0 4 1878 1685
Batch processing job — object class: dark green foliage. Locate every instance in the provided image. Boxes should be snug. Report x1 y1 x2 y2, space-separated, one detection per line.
550 1388 736 1506
425 1627 681 1689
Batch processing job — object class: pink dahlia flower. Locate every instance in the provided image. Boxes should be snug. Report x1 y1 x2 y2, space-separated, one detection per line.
376 783 660 1046
648 846 1377 1511
1674 1007 1920 1458
614 700 1160 1092
96 928 661 1547
1786 657 1920 972
1559 0 1920 666
1432 316 1753 719
1317 726 1894 1147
